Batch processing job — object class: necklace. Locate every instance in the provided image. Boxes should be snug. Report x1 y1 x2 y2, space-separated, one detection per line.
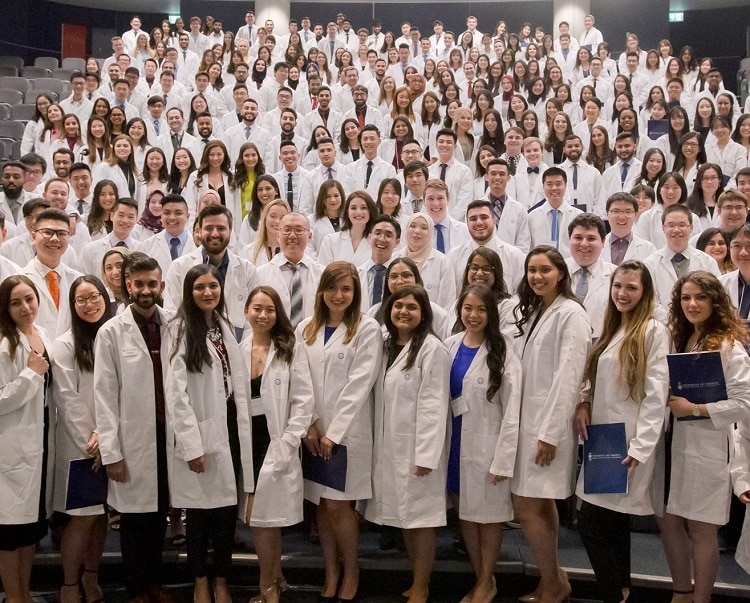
207 325 222 342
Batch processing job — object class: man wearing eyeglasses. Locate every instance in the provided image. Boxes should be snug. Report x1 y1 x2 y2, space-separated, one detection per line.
602 193 656 265
256 212 323 327
20 207 82 338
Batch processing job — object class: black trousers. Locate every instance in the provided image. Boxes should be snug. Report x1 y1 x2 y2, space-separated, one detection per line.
578 500 632 603
119 425 169 599
185 506 238 579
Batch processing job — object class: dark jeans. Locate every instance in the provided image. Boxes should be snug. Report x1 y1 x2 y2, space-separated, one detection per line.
185 506 238 578
578 500 632 603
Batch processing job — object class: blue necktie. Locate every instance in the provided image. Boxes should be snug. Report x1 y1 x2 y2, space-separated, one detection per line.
620 162 630 186
550 209 560 248
435 224 445 253
365 160 373 187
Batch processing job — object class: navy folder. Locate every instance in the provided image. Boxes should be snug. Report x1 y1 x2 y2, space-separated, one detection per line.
301 444 348 492
647 119 669 141
667 351 727 421
66 458 108 510
583 423 628 494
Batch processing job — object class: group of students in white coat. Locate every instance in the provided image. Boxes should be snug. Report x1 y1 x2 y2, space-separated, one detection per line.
3 200 750 603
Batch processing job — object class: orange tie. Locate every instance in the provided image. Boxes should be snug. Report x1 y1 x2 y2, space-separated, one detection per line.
46 271 60 309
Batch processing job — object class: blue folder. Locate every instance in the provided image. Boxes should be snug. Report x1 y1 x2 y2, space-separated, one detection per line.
648 119 669 141
301 444 348 492
66 458 108 510
667 351 727 421
583 423 628 494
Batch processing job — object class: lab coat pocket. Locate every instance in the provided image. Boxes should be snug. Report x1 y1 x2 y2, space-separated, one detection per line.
197 416 223 455
120 419 146 468
0 425 41 508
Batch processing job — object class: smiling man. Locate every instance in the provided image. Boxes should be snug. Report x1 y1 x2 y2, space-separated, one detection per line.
446 199 525 295
139 194 195 274
565 213 615 338
603 193 656 265
358 214 401 310
643 204 721 311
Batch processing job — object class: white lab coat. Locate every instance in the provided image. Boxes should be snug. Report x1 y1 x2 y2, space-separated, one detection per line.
21 259 83 340
91 162 146 210
511 296 591 498
0 330 54 525
317 230 372 267
730 417 750 573
446 236 526 295
664 340 750 524
365 334 450 528
94 305 173 513
241 341 314 527
50 330 104 516
165 318 255 509
445 334 522 523
165 248 257 338
643 245 721 308
566 257 616 339
298 316 383 503
576 320 670 514
394 249 456 310
601 233 656 264
183 171 241 224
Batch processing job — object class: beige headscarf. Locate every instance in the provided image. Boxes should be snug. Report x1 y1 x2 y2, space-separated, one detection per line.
404 212 434 270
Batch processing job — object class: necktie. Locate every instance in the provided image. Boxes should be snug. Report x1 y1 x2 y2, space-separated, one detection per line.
115 240 127 248
371 264 386 306
46 271 60 309
346 32 350 43
562 49 569 60
154 119 160 136
413 42 418 57
527 167 539 174
169 237 180 260
326 168 334 180
439 163 447 181
311 96 318 110
171 132 181 150
412 198 421 213
434 223 445 253
572 163 579 189
576 267 589 301
592 78 597 91
163 93 167 105
620 162 630 186
629 73 633 83
245 125 252 140
550 208 560 248
304 31 309 42
287 172 294 209
611 237 629 266
330 40 335 60
507 156 517 175
492 198 504 225
365 160 373 187
288 262 303 327
672 253 689 278
183 51 187 60
87 92 93 100
77 199 85 214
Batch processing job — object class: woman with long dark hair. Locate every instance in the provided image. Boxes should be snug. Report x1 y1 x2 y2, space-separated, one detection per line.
0 276 52 603
511 246 591 603
366 284 449 603
166 265 254 603
663 271 750 603
445 284 521 603
51 276 113 603
242 286 313 603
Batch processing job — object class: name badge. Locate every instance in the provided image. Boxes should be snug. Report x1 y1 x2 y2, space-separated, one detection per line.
450 394 468 417
122 348 138 357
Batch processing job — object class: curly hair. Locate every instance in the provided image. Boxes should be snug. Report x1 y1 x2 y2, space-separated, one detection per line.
668 271 748 352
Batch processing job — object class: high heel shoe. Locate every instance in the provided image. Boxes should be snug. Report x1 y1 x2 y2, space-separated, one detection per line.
249 581 280 603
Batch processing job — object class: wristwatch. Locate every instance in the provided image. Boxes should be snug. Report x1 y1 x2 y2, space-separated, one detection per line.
692 404 702 418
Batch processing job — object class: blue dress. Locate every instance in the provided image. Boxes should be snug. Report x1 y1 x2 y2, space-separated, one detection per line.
447 342 479 495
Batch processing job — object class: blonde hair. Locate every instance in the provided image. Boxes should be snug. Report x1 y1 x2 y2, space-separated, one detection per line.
251 198 290 263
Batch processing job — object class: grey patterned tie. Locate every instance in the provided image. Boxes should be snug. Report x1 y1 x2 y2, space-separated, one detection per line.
288 262 303 327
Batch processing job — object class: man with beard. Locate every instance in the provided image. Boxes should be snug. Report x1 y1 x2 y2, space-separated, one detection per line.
268 109 306 172
220 63 251 113
186 112 218 165
165 204 256 341
560 135 602 214
343 85 385 133
299 85 343 143
222 98 273 166
0 162 30 236
51 149 75 181
94 252 174 603
446 199 525 294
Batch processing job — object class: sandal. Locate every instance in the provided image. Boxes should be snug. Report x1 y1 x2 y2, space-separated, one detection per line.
108 509 121 531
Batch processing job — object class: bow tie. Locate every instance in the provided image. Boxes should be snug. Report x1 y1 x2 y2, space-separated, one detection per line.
527 167 540 174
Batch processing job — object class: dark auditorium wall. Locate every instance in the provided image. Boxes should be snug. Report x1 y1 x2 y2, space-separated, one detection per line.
591 0 669 52
668 5 750 61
